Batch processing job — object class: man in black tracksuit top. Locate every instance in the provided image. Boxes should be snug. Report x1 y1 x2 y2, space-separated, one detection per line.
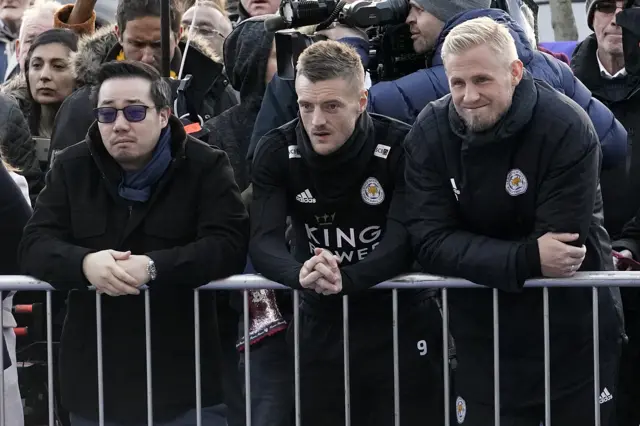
250 40 444 426
404 18 621 425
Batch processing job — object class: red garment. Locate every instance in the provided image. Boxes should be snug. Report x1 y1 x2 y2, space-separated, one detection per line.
538 45 571 66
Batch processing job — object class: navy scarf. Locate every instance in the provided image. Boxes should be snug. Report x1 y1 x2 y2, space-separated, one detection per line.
118 127 173 202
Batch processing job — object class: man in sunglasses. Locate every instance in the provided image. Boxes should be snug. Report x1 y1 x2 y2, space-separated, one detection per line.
572 2 640 424
19 60 249 425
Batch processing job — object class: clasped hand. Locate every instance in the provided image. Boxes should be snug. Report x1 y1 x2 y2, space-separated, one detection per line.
299 248 343 295
82 250 152 296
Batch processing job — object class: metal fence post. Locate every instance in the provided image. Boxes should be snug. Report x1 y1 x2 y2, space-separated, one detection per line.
493 289 500 426
194 290 202 426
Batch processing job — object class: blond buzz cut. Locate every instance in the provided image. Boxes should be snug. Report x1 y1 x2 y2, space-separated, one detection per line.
441 16 518 68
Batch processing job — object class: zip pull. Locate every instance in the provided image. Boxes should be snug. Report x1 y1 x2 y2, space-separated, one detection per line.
450 178 461 201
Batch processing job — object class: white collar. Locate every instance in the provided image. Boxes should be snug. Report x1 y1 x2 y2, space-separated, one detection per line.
596 50 627 79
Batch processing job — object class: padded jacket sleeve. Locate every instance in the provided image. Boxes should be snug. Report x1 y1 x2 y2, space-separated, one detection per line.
367 65 450 124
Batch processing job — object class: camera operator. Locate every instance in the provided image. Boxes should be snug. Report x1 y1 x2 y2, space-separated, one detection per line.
249 40 444 426
247 0 627 172
571 2 640 425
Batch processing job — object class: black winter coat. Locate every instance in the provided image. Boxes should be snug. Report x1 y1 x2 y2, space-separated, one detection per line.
0 91 40 203
404 73 620 407
19 116 249 423
0 160 31 370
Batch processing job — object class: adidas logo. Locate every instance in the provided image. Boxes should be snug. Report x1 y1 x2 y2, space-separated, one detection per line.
599 388 613 404
296 189 316 203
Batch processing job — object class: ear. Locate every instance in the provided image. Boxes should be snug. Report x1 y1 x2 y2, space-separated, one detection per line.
510 59 524 86
15 39 20 59
159 107 171 128
358 89 368 113
114 25 122 41
178 26 183 40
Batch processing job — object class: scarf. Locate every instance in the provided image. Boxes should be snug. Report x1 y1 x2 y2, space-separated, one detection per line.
116 50 177 79
118 127 173 202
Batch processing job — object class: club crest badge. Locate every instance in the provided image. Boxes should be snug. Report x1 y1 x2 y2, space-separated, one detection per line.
505 168 528 196
361 177 385 205
456 396 467 424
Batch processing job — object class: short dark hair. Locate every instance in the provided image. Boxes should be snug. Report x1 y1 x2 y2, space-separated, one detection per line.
90 60 173 109
116 0 183 37
296 40 365 89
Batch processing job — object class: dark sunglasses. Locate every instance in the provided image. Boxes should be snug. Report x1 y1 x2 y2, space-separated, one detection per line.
595 0 640 13
93 105 155 124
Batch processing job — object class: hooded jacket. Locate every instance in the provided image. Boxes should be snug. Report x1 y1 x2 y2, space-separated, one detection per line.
205 16 275 192
248 8 627 171
0 90 40 203
48 25 239 157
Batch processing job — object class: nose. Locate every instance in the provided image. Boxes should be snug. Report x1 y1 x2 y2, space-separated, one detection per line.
112 110 131 132
406 9 416 24
464 85 481 103
311 108 326 127
140 46 156 65
39 64 52 81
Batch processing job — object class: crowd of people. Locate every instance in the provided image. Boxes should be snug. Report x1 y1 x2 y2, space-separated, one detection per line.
1 0 640 425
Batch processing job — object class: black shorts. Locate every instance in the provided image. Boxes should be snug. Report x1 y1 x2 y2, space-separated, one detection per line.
289 295 446 426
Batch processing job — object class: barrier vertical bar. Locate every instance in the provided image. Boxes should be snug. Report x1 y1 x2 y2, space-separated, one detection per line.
392 289 400 426
47 291 54 426
194 290 202 426
144 290 153 426
543 287 551 426
293 290 301 426
592 287 601 426
96 292 105 426
343 295 351 426
493 289 500 426
0 290 4 426
442 288 451 426
160 0 171 77
243 290 252 426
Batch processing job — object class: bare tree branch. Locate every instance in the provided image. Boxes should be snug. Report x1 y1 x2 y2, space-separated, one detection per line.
549 0 579 41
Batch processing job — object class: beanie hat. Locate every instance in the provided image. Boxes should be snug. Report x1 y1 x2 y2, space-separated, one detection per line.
412 0 493 23
585 0 598 30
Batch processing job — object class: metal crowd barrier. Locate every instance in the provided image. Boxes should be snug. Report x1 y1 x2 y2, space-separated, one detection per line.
1 271 640 426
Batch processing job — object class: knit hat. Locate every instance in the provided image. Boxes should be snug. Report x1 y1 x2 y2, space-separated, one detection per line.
412 0 493 23
585 0 598 30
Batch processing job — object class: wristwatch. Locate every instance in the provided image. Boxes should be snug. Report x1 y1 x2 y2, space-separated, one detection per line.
147 259 157 281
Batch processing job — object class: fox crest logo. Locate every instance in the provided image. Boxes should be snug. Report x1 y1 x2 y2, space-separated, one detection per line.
456 396 467 424
361 177 385 205
505 169 528 196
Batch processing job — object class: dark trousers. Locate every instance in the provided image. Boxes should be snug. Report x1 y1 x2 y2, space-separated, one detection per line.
615 288 640 426
239 332 294 426
292 296 445 426
453 346 620 425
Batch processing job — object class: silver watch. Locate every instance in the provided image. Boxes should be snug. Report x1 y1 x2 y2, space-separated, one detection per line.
147 259 157 281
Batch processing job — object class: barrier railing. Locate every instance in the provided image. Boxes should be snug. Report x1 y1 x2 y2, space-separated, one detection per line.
2 271 640 426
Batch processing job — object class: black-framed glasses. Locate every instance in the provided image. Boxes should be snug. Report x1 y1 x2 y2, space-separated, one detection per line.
93 105 155 124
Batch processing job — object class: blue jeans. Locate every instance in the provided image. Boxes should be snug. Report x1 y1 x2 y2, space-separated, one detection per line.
239 332 293 426
69 405 227 426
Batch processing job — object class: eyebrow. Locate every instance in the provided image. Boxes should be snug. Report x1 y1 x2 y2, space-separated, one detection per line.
99 98 145 106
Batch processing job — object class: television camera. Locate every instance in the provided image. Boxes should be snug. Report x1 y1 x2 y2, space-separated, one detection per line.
264 0 539 83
